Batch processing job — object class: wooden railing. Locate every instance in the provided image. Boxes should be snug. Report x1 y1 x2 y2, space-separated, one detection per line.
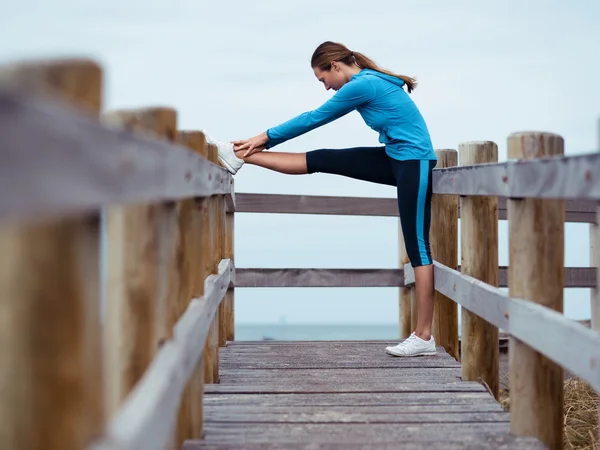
1 55 598 450
0 58 235 450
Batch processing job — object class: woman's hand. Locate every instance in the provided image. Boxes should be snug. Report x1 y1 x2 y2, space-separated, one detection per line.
232 131 269 157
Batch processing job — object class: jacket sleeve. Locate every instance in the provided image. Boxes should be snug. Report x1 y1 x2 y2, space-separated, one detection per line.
265 77 375 148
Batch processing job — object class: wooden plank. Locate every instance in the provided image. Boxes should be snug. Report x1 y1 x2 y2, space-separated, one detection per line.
235 268 404 287
507 131 564 449
509 151 600 200
200 423 529 444
202 391 501 407
0 89 232 224
431 149 459 360
406 265 594 288
236 193 597 223
218 367 461 378
404 262 509 331
203 382 486 394
432 152 600 201
91 259 232 450
235 193 398 216
509 297 600 392
433 161 508 197
203 404 505 414
0 59 104 450
204 411 509 423
184 441 545 450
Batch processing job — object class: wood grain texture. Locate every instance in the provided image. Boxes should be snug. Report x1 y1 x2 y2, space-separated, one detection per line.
0 91 232 224
103 108 179 418
91 260 232 450
0 59 104 450
204 143 220 384
235 193 596 223
184 441 544 450
458 141 499 400
176 130 208 443
591 203 599 329
223 210 235 341
507 131 564 450
182 341 544 449
430 149 459 360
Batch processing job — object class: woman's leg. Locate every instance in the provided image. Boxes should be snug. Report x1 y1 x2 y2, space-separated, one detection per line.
385 159 437 357
235 146 397 186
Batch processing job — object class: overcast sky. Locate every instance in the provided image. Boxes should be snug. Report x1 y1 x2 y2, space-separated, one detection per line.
1 0 598 326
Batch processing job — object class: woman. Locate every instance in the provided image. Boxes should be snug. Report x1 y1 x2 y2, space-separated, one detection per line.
205 41 437 357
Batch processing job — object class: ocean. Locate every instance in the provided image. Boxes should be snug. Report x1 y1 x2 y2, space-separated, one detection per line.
235 323 409 341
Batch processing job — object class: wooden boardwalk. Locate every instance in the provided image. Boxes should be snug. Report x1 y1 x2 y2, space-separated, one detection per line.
184 341 546 450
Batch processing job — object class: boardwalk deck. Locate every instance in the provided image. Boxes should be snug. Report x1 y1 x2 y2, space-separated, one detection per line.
184 341 546 450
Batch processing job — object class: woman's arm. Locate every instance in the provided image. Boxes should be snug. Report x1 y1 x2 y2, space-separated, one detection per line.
233 77 375 156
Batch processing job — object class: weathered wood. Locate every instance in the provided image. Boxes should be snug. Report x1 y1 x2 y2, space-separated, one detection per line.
91 260 232 450
235 193 596 223
203 403 505 414
508 298 600 392
0 59 104 450
204 143 220 384
204 382 486 394
592 205 599 329
203 391 500 407
200 423 536 444
223 207 235 341
0 90 232 224
176 131 208 442
103 108 179 417
433 152 600 200
204 410 509 423
398 220 414 338
459 141 499 400
184 441 545 450
508 131 564 450
404 265 594 288
405 262 509 331
236 268 404 287
431 149 459 360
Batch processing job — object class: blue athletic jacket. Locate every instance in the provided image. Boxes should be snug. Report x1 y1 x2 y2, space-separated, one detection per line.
265 68 437 161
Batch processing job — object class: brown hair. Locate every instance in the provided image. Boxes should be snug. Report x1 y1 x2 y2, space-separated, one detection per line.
310 41 417 93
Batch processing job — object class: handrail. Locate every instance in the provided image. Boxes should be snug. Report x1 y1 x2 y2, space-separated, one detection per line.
91 260 233 450
404 261 600 391
234 192 597 223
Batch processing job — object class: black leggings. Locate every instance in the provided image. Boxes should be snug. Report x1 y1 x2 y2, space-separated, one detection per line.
306 146 436 267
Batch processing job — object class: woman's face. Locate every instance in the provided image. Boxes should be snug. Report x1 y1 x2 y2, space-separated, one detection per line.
313 63 346 91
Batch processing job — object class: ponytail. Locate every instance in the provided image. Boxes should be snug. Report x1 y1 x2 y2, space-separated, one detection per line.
352 51 417 93
311 41 417 93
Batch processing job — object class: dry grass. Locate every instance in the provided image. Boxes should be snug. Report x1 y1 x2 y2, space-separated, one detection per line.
499 377 599 449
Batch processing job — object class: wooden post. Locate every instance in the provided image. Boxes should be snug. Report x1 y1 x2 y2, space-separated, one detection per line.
0 59 104 450
203 143 220 384
223 192 235 342
398 222 413 338
430 149 459 360
593 211 599 330
103 107 179 416
592 123 600 331
458 141 499 399
508 131 564 450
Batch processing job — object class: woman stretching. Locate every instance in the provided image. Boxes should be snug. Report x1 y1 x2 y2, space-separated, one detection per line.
204 41 438 357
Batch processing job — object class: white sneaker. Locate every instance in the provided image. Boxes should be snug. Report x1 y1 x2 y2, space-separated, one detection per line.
385 332 437 357
201 129 244 175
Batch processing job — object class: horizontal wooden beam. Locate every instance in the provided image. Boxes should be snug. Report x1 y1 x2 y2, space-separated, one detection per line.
235 193 597 223
91 259 232 450
509 297 600 392
237 267 595 288
0 89 232 223
405 261 600 392
433 152 600 201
